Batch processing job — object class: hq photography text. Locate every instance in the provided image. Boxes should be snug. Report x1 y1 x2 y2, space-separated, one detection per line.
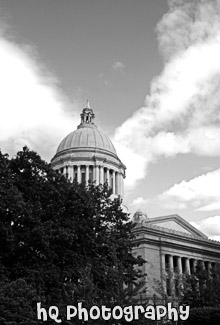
37 302 190 323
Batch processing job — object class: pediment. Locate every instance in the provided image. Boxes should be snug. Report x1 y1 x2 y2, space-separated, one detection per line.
145 214 207 238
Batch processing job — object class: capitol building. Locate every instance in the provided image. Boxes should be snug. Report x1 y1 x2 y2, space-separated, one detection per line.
51 101 220 297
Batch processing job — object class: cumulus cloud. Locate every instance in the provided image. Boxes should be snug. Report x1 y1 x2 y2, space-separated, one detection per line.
0 22 80 161
113 0 220 188
130 196 149 207
158 169 220 211
112 61 125 73
191 216 220 240
197 201 220 212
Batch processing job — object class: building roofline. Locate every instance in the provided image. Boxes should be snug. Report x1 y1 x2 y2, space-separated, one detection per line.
144 214 207 238
133 222 220 246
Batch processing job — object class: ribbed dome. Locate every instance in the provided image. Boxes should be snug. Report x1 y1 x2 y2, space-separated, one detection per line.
51 101 126 199
56 126 117 155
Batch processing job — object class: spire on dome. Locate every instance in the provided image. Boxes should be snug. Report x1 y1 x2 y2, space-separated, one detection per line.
77 100 97 129
85 99 90 109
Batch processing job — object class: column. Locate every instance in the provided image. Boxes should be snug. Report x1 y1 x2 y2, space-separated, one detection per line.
95 165 99 185
77 165 81 183
121 174 124 197
185 258 190 275
116 172 121 195
100 166 104 184
168 255 174 273
119 173 123 196
69 165 73 181
167 255 174 296
63 166 66 175
207 261 212 272
161 254 166 273
177 256 182 274
106 168 110 185
67 166 70 179
115 172 118 194
112 170 116 194
86 165 89 184
93 166 96 183
161 254 167 294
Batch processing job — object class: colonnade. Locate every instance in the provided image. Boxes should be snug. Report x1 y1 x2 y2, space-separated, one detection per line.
58 164 124 196
163 254 214 275
162 254 215 295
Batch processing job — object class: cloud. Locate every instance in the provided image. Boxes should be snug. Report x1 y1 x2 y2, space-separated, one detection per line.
113 0 220 188
158 169 220 211
191 216 220 240
197 201 220 212
130 196 149 206
0 21 80 161
112 61 125 73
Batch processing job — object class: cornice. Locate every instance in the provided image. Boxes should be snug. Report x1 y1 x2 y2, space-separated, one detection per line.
133 223 220 248
132 234 220 259
51 155 125 172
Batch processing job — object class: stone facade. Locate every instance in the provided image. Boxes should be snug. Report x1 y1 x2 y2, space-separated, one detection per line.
132 211 220 296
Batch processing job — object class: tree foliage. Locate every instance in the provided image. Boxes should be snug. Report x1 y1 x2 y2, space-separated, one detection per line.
0 147 144 324
180 263 220 308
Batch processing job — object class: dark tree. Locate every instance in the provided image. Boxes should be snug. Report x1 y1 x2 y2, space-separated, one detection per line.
180 263 220 308
0 147 144 324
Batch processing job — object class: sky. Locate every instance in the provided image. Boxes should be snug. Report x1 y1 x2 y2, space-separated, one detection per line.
0 0 220 240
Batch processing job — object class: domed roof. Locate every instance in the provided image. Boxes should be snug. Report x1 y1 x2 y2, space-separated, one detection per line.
133 209 148 223
56 127 117 155
56 101 117 156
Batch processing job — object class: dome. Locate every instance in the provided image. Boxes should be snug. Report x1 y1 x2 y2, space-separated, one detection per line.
56 126 117 156
51 101 126 199
133 209 148 223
